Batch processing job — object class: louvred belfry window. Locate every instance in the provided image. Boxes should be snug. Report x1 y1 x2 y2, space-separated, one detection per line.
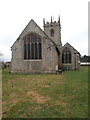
62 47 71 63
24 33 42 60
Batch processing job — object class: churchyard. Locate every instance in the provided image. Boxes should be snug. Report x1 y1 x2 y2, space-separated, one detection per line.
2 66 88 118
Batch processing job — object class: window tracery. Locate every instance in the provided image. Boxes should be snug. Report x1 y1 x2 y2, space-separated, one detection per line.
24 33 42 60
62 47 71 63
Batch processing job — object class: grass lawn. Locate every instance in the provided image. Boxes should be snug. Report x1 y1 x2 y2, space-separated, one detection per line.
2 66 88 118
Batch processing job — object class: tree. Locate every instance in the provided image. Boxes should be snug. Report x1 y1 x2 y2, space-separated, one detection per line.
80 55 90 62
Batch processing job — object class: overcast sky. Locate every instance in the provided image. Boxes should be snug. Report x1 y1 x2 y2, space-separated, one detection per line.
0 0 88 61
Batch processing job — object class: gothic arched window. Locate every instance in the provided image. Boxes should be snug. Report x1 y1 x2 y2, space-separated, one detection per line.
24 33 42 60
62 47 71 63
50 29 54 37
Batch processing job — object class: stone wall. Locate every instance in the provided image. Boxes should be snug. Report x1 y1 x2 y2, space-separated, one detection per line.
11 20 59 73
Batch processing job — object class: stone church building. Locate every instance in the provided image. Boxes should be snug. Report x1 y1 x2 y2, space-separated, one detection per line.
11 17 80 73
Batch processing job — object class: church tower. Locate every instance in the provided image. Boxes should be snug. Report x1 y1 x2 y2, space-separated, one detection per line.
43 16 62 47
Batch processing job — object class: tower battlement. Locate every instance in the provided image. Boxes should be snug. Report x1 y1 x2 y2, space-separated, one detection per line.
43 16 61 28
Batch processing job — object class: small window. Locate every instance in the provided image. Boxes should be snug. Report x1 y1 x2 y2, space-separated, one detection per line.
62 47 71 64
50 29 54 37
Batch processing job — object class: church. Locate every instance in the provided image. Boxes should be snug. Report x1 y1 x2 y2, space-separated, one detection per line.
11 16 80 73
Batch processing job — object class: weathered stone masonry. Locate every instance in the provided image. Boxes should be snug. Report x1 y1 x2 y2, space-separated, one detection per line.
11 17 80 73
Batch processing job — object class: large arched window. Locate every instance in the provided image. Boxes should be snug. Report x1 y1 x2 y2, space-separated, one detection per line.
24 33 42 60
62 47 71 63
50 29 54 37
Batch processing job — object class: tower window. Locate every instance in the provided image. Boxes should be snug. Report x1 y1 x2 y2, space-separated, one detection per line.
50 29 54 37
24 33 42 60
62 47 71 63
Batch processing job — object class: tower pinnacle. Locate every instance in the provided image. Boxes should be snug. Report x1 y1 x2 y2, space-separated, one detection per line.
58 15 60 23
51 16 52 23
43 18 45 27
